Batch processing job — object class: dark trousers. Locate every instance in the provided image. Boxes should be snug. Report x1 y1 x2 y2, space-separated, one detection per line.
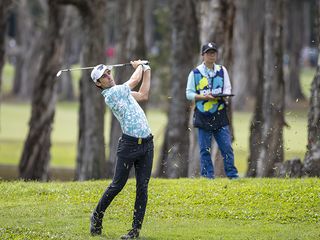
94 134 154 229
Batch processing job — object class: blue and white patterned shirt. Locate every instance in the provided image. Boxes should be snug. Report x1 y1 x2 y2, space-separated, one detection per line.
101 84 151 138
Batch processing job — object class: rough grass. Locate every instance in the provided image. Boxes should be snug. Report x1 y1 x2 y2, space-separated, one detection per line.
0 178 319 239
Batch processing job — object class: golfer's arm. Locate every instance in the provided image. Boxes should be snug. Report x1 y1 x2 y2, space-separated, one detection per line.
125 65 143 89
131 69 151 102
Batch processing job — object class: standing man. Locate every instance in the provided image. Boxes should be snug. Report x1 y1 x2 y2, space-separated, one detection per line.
90 60 153 239
186 42 239 179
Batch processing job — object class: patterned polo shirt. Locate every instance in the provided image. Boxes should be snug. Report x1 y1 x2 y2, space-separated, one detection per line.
101 84 151 138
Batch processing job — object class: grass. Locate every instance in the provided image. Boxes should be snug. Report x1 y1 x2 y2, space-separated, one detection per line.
0 102 308 175
300 66 316 99
0 178 319 239
0 102 167 168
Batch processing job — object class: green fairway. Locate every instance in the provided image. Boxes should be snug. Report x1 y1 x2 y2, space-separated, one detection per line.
0 178 319 239
0 102 308 176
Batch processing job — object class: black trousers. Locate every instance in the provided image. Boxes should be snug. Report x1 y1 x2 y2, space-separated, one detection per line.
94 134 154 229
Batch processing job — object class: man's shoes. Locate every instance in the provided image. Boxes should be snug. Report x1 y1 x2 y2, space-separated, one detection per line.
120 228 140 239
90 212 103 236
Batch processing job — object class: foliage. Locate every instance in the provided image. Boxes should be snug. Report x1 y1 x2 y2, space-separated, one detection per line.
0 178 319 239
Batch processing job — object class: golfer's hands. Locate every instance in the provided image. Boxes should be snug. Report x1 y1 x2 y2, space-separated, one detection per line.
131 60 146 69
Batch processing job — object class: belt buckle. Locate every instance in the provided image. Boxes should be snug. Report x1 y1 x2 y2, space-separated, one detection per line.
138 138 142 144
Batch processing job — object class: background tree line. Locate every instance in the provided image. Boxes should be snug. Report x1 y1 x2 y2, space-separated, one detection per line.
0 0 319 181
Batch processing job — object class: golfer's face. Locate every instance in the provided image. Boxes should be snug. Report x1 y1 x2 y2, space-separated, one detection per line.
99 69 115 88
203 50 217 63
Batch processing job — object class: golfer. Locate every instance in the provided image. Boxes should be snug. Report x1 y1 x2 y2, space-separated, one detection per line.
90 60 153 239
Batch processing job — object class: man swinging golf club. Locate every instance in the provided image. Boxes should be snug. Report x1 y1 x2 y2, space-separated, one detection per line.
90 60 153 239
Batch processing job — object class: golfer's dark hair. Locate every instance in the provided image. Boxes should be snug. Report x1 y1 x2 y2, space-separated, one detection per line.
95 79 103 90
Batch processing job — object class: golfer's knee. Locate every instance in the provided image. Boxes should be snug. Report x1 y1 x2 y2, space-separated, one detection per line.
109 181 126 194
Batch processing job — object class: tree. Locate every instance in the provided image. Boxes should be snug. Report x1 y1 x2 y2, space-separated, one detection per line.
0 0 13 98
67 0 107 180
12 0 47 100
19 0 66 180
283 0 305 103
232 0 250 110
246 0 265 177
56 6 79 101
107 0 147 178
256 0 285 177
155 0 199 178
303 1 320 176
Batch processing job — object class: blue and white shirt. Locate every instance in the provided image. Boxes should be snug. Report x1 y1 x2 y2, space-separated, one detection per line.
101 84 151 138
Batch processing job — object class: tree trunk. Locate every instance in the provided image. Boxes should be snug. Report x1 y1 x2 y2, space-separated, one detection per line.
283 0 305 104
247 1 265 177
256 0 285 177
19 1 65 180
12 0 46 100
57 6 78 101
156 0 199 178
74 0 107 180
0 0 12 97
107 0 147 178
247 0 265 96
232 0 250 110
246 0 265 177
56 0 108 180
247 45 264 177
187 106 200 177
303 1 320 177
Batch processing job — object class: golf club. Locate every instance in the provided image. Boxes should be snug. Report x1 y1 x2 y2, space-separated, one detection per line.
56 60 149 77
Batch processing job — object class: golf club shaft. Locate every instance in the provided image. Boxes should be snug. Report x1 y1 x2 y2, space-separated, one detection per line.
60 62 144 72
56 61 149 77
60 66 94 72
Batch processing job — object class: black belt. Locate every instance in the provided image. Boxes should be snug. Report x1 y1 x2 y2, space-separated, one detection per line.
121 134 153 144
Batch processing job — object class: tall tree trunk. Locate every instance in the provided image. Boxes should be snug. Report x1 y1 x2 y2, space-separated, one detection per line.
256 0 285 177
247 41 264 177
56 0 108 180
0 0 12 98
19 1 65 180
247 0 265 177
74 0 107 180
303 1 320 177
12 0 46 100
107 0 147 178
247 0 265 96
156 0 199 178
232 0 250 110
284 0 305 103
57 6 78 101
